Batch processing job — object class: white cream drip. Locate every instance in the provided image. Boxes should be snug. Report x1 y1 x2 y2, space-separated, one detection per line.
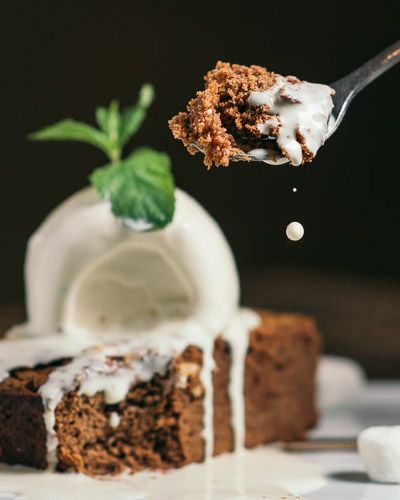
109 412 120 429
223 309 262 451
198 336 215 458
248 77 334 166
2 317 257 469
2 316 260 470
39 338 179 467
286 221 305 241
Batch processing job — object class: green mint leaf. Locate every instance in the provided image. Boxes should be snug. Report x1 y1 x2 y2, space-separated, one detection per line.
105 100 122 163
95 101 123 162
95 106 109 133
138 83 155 108
119 83 155 147
90 146 175 231
29 119 112 159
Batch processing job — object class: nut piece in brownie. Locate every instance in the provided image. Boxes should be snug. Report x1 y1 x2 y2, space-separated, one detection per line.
169 61 334 168
0 310 321 476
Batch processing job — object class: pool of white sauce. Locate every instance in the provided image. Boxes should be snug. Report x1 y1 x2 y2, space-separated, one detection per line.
0 447 326 500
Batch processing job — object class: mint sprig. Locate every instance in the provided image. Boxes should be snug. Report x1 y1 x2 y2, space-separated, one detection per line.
29 119 112 158
91 147 174 230
29 84 175 230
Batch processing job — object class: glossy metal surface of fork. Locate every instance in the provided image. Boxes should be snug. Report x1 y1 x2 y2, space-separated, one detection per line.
327 40 400 139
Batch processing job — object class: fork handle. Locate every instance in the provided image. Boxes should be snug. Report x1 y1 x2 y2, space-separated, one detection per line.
330 40 400 131
333 40 400 96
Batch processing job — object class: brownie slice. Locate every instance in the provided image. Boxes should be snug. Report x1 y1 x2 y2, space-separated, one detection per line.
245 311 320 447
0 311 321 476
0 368 49 469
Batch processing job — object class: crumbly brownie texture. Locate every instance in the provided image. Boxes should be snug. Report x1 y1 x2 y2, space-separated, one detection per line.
169 62 306 168
245 311 320 446
0 311 321 476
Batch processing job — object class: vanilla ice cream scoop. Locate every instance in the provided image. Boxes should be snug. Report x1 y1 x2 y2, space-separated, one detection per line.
25 187 239 337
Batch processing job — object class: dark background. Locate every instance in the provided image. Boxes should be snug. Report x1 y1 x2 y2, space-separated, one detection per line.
1 1 400 376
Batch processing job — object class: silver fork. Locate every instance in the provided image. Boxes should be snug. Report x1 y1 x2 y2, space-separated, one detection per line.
193 40 400 163
326 40 400 139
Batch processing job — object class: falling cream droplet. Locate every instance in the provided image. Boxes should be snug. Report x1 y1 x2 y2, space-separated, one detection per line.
286 222 304 241
293 188 297 192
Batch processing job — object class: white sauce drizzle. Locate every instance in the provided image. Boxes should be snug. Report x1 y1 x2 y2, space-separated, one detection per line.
286 221 305 241
223 309 261 450
109 412 120 429
248 77 334 166
198 335 215 458
1 317 257 469
37 338 179 467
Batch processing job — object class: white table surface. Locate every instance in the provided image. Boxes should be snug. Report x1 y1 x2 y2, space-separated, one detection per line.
300 381 400 499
